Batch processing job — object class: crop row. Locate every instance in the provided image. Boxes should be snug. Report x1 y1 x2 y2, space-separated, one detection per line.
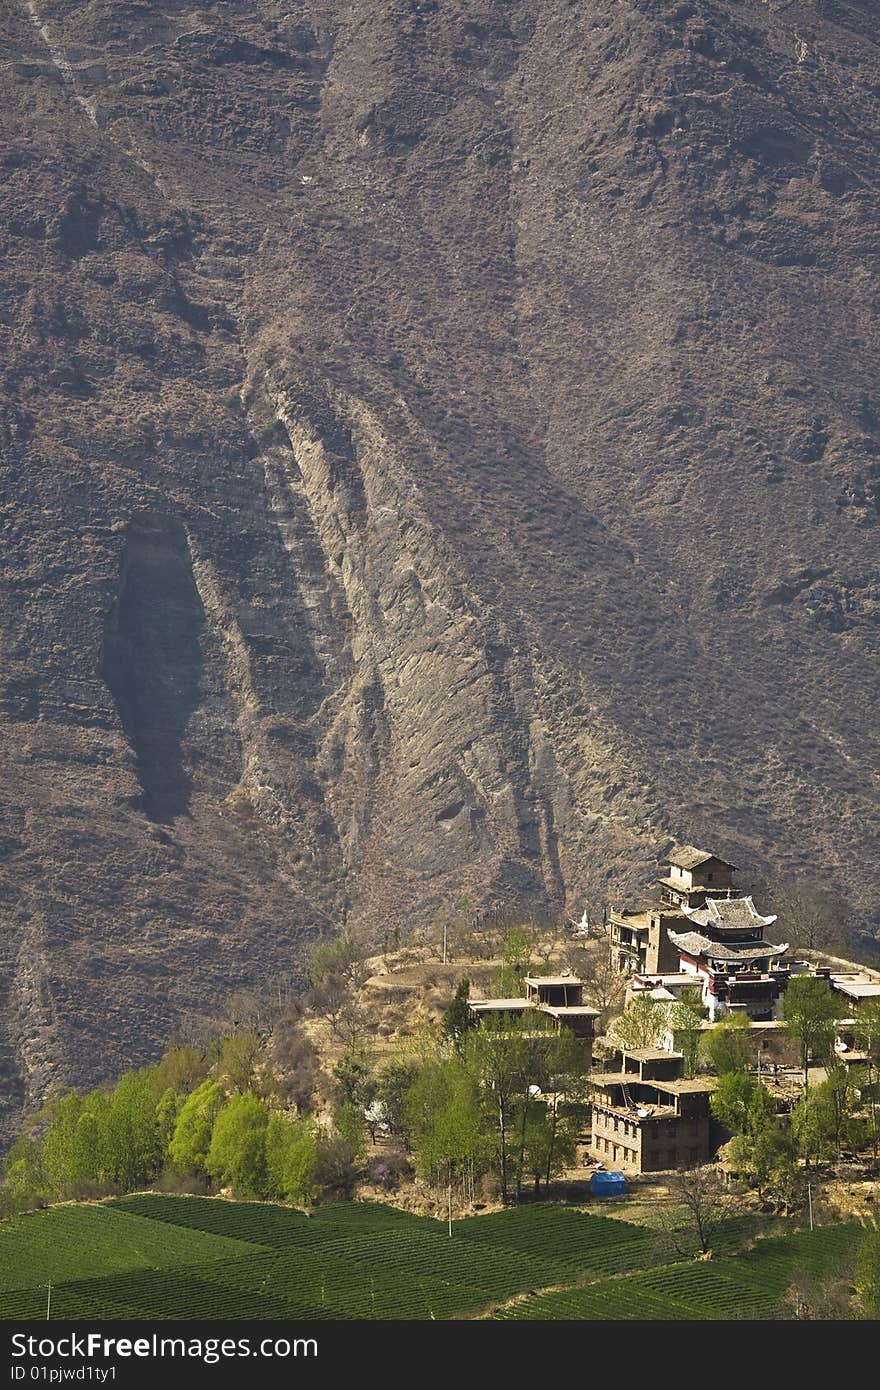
302 1228 574 1294
497 1224 860 1321
0 1249 493 1324
453 1205 666 1274
0 1206 255 1292
110 1196 315 1248
199 1252 489 1321
1 1200 859 1323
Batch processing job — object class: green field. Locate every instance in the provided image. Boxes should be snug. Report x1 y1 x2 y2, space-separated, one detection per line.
0 1197 859 1320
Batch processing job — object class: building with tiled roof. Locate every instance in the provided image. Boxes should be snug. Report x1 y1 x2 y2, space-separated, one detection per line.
668 894 791 1021
608 844 738 976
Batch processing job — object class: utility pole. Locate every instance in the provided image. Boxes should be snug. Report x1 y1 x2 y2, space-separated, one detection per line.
807 1182 813 1231
448 1180 453 1237
46 1281 52 1321
442 918 447 965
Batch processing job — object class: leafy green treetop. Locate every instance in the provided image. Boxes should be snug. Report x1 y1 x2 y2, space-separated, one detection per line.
791 1066 863 1165
664 987 708 1078
206 1092 270 1198
609 993 665 1051
782 976 844 1091
855 999 880 1160
699 1012 751 1075
710 1072 774 1137
265 1113 319 1206
442 978 471 1052
332 1042 376 1107
495 927 532 997
168 1080 226 1176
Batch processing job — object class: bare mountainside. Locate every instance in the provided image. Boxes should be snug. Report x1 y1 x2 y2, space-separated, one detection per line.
1 0 878 1131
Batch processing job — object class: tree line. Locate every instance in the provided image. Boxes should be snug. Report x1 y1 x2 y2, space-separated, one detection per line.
0 1032 361 1215
0 977 591 1216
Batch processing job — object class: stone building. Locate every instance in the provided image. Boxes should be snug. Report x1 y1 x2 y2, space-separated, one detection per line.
608 905 683 975
609 844 737 975
589 1048 713 1175
657 846 737 910
467 972 599 1048
667 895 790 1021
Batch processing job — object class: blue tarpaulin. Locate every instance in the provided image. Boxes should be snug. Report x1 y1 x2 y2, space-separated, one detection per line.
589 1170 627 1197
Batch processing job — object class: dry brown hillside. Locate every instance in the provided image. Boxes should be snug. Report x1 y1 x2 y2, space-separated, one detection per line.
1 1 879 1136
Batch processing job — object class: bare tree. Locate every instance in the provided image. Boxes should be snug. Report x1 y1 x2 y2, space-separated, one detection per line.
568 947 626 1030
334 996 369 1046
225 987 277 1035
270 1017 323 1114
783 1265 857 1320
307 974 351 1034
662 1167 736 1256
770 880 844 954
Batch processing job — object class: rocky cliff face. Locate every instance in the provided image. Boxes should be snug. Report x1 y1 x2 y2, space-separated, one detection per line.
1 0 878 1132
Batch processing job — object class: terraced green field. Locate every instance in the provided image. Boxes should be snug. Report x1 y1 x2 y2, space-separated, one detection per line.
496 1223 859 1320
0 1197 859 1321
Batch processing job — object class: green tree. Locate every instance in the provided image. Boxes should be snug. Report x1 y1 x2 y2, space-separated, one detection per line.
207 1092 270 1197
375 1058 420 1140
495 927 532 997
334 1101 366 1168
265 1113 319 1205
212 1032 266 1095
167 1080 226 1175
104 1067 163 1192
783 976 844 1093
155 1046 208 1097
729 1125 801 1211
464 1021 530 1203
523 1107 579 1197
855 999 880 1160
332 1043 375 1107
609 994 665 1051
791 1066 861 1164
40 1092 106 1196
155 1088 182 1154
710 1072 774 1137
2 1133 47 1208
405 1057 484 1195
442 978 471 1053
699 1012 752 1075
512 1023 585 1200
308 936 366 990
665 987 708 1079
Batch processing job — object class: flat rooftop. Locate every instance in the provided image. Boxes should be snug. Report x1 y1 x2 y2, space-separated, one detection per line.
623 1048 678 1062
832 981 880 999
524 975 585 988
633 974 698 987
608 908 657 928
592 1073 713 1096
468 998 529 1011
540 1004 600 1017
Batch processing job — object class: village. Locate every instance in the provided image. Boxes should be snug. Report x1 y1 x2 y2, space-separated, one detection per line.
458 844 880 1184
4 840 880 1322
296 840 880 1233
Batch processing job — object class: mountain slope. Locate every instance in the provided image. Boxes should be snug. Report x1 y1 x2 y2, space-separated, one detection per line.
1 0 878 1132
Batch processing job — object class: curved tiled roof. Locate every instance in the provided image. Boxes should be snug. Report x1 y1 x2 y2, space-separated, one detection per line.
668 930 788 962
683 895 777 931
